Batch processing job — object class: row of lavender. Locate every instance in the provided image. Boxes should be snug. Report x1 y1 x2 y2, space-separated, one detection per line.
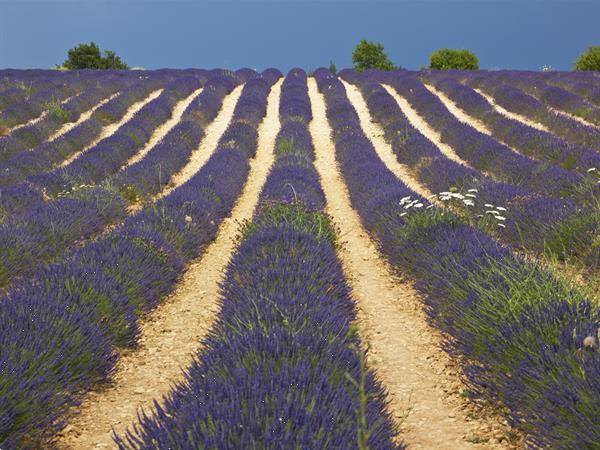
316 69 599 449
0 71 94 132
382 72 588 200
0 76 167 218
0 74 130 161
0 69 280 447
116 69 400 449
490 71 600 126
339 70 600 271
0 75 208 288
425 74 600 177
0 69 259 290
464 72 600 152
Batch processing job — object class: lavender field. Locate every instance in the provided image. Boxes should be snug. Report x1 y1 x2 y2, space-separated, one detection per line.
0 67 599 449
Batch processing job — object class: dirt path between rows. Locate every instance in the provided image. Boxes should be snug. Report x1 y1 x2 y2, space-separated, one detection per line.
157 84 245 198
308 78 513 449
472 88 551 133
124 87 204 168
56 79 281 449
47 93 120 142
59 89 163 168
381 84 474 170
423 83 529 159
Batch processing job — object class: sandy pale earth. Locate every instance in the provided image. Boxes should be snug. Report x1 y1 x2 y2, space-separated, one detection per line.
308 78 514 449
59 89 163 168
56 80 282 449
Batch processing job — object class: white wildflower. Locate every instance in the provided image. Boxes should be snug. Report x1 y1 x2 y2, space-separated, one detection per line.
426 204 434 209
414 203 424 208
583 336 596 349
484 203 494 208
486 210 499 215
463 199 475 206
465 193 477 198
496 216 506 221
497 223 506 228
496 206 507 212
467 188 478 193
587 167 597 173
400 196 412 205
185 215 193 223
400 212 407 217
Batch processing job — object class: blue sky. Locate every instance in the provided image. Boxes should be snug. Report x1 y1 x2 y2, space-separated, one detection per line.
0 1 598 71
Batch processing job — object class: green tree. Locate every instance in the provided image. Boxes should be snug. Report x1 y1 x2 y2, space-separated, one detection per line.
429 48 479 70
62 42 129 70
329 60 337 74
574 46 600 71
352 39 396 72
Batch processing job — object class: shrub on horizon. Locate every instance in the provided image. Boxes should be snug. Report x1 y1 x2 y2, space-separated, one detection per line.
574 46 600 71
352 39 396 72
60 42 129 70
429 48 479 70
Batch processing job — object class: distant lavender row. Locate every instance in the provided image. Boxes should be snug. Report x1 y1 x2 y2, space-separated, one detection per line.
0 69 280 447
341 70 598 266
36 76 203 196
468 75 600 152
0 75 93 131
117 68 399 450
0 76 131 159
426 75 600 177
316 68 600 449
380 72 585 200
0 78 164 188
505 73 600 126
0 76 204 288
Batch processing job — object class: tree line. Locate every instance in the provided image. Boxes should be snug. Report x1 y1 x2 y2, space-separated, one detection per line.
60 41 600 72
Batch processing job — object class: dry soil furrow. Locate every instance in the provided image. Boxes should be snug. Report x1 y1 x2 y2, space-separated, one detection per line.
59 89 163 168
341 79 435 200
47 93 120 142
308 78 510 449
381 83 475 169
157 84 245 198
472 87 550 133
56 79 282 450
124 87 204 168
